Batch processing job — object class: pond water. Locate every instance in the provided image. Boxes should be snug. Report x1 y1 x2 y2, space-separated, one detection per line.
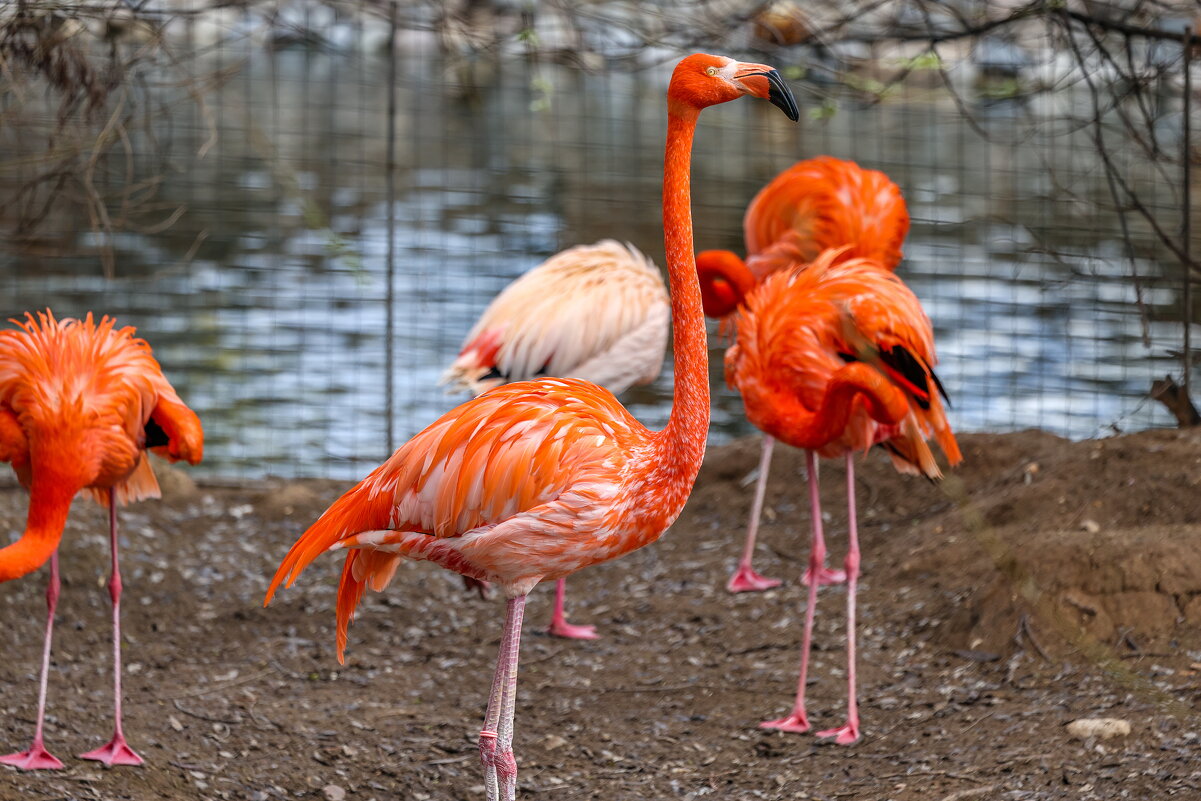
0 45 1190 478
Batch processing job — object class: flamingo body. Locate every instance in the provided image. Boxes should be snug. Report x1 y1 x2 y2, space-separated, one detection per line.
744 156 909 275
727 249 959 471
268 377 698 657
442 240 669 397
0 310 202 769
440 240 670 638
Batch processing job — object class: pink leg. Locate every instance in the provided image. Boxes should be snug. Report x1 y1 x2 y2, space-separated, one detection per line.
479 595 526 801
545 578 597 639
800 449 845 587
1 552 65 770
727 436 784 593
80 493 143 767
762 450 828 733
816 453 861 745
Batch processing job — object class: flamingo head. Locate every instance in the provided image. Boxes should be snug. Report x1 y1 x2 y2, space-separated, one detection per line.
668 54 799 121
696 249 755 318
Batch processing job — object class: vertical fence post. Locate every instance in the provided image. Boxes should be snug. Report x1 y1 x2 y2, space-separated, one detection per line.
1182 26 1193 395
384 0 399 454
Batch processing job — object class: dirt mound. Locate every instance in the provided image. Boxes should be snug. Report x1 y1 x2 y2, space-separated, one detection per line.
688 427 1201 659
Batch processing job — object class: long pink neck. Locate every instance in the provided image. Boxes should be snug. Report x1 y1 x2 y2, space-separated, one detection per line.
749 363 909 452
0 472 76 582
650 107 709 485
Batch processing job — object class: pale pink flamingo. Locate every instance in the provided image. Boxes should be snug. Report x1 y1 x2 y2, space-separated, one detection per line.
265 54 799 801
441 239 669 638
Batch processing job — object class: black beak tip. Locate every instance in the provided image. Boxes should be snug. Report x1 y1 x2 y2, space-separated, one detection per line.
765 69 800 122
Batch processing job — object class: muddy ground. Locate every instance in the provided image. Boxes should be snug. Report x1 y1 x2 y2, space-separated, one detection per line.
1 428 1200 801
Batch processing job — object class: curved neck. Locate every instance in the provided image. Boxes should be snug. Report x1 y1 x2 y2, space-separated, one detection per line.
652 107 709 479
0 473 76 582
753 363 909 452
697 251 754 318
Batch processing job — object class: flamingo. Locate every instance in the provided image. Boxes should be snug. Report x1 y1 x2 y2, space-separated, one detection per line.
723 247 961 743
695 156 910 592
265 53 799 801
441 239 670 639
0 310 203 770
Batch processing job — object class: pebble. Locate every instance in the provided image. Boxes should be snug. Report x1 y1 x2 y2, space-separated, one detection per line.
323 784 347 801
1066 718 1131 739
1080 519 1101 534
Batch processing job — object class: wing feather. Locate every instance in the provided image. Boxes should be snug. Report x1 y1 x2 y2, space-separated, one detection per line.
441 241 669 394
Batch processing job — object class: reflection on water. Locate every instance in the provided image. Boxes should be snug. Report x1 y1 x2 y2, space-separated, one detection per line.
0 47 1189 478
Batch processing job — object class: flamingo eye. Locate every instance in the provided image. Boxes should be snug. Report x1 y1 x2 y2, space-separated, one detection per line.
706 66 718 76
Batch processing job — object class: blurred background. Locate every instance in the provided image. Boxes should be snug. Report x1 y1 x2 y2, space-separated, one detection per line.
1 0 1197 478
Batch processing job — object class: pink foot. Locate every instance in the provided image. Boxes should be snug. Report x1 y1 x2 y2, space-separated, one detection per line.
801 565 846 586
816 721 860 745
759 710 810 734
546 619 598 640
80 735 143 767
726 564 783 593
0 743 64 771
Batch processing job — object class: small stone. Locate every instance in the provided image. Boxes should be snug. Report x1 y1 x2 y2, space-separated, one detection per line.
1080 519 1101 534
544 734 568 751
1066 718 1131 739
323 785 346 801
168 715 183 732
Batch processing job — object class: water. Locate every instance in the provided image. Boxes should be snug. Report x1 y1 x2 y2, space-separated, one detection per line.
0 45 1191 478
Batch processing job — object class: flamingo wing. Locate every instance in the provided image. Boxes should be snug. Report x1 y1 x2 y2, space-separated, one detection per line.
441 240 669 395
266 377 650 659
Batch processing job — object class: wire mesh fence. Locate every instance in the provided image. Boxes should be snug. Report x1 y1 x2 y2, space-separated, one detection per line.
1 1 1197 478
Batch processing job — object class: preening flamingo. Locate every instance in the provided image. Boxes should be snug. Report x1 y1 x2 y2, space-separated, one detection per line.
695 156 910 592
724 248 961 743
442 239 670 639
0 310 203 770
265 54 798 801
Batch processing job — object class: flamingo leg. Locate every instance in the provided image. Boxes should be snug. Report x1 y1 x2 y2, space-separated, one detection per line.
479 595 526 801
816 452 861 745
800 445 845 588
761 450 826 733
727 436 783 593
545 578 597 639
79 492 143 766
0 552 65 770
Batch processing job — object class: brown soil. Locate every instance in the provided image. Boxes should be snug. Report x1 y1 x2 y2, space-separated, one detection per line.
2 429 1200 801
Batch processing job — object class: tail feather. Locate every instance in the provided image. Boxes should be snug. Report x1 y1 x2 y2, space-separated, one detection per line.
328 530 488 662
882 417 942 480
86 453 162 508
264 477 394 608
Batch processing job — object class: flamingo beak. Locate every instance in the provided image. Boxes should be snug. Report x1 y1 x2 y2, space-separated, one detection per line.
735 66 799 121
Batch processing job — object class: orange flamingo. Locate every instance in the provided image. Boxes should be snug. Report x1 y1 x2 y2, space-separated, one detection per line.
0 310 203 770
442 239 669 639
695 156 910 592
265 54 798 801
724 247 961 743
